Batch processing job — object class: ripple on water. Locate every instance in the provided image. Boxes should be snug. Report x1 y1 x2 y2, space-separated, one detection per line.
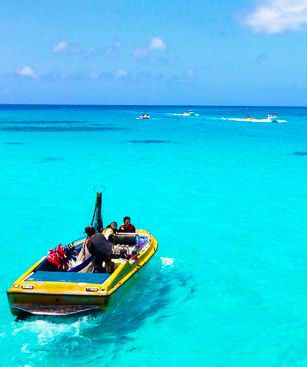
5 142 25 145
128 140 174 144
41 157 64 163
0 126 128 132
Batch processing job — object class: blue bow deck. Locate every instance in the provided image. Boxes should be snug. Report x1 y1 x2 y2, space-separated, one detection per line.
26 271 110 284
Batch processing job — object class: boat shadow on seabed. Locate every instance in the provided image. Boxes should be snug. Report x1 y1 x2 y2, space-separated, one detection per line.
8 257 196 366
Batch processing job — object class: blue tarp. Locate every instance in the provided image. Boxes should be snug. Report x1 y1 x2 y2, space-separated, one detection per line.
26 271 110 284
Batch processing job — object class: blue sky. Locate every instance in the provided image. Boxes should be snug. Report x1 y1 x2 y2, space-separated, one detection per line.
1 0 307 105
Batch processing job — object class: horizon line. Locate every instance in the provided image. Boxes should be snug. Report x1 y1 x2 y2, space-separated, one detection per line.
0 103 307 108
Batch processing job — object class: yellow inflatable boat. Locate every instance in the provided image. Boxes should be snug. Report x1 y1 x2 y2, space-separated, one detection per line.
6 194 158 316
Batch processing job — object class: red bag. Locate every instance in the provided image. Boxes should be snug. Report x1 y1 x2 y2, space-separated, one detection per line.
47 245 69 271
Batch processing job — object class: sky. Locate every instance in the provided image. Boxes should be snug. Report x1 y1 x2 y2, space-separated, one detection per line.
1 0 307 105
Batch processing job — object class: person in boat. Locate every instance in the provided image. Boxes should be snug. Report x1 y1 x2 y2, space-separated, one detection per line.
85 225 114 273
140 113 150 119
103 221 118 242
118 216 136 233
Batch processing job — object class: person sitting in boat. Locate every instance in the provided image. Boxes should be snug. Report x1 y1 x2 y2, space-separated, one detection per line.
140 113 150 119
118 216 136 233
103 221 118 242
85 225 114 273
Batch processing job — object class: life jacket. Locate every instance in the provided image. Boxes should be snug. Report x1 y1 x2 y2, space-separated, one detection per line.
47 244 69 271
119 224 135 233
102 227 117 241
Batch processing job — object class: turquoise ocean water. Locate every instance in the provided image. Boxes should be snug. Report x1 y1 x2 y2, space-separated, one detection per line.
0 105 306 366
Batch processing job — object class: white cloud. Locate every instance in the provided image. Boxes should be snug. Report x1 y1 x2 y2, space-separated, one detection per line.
116 69 128 78
53 40 68 53
88 72 100 79
17 66 38 78
186 69 195 78
245 0 307 34
84 47 95 53
106 40 121 57
133 47 149 59
134 36 167 59
53 40 96 55
113 40 121 49
149 36 167 50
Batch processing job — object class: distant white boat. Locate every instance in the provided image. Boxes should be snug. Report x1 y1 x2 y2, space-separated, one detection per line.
268 113 278 123
182 110 198 116
139 113 151 119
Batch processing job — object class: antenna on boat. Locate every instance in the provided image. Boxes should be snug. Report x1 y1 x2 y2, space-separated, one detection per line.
91 191 103 232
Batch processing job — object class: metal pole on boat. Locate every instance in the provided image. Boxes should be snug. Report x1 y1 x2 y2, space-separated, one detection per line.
91 192 103 232
97 192 103 231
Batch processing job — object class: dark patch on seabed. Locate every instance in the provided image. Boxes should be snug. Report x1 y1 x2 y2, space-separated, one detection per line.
0 126 127 132
293 151 307 156
5 142 24 145
128 139 174 144
41 157 64 163
78 259 196 339
1 120 87 124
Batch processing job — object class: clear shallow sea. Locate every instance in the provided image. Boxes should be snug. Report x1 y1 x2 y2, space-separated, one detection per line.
0 105 307 367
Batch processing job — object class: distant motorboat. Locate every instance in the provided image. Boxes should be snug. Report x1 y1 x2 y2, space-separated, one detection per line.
268 113 278 123
182 110 197 116
139 113 151 119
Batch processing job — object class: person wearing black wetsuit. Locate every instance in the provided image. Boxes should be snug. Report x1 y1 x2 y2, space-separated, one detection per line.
85 226 113 273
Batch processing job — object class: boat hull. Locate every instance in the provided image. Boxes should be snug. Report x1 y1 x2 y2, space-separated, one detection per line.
7 230 158 316
8 293 109 316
